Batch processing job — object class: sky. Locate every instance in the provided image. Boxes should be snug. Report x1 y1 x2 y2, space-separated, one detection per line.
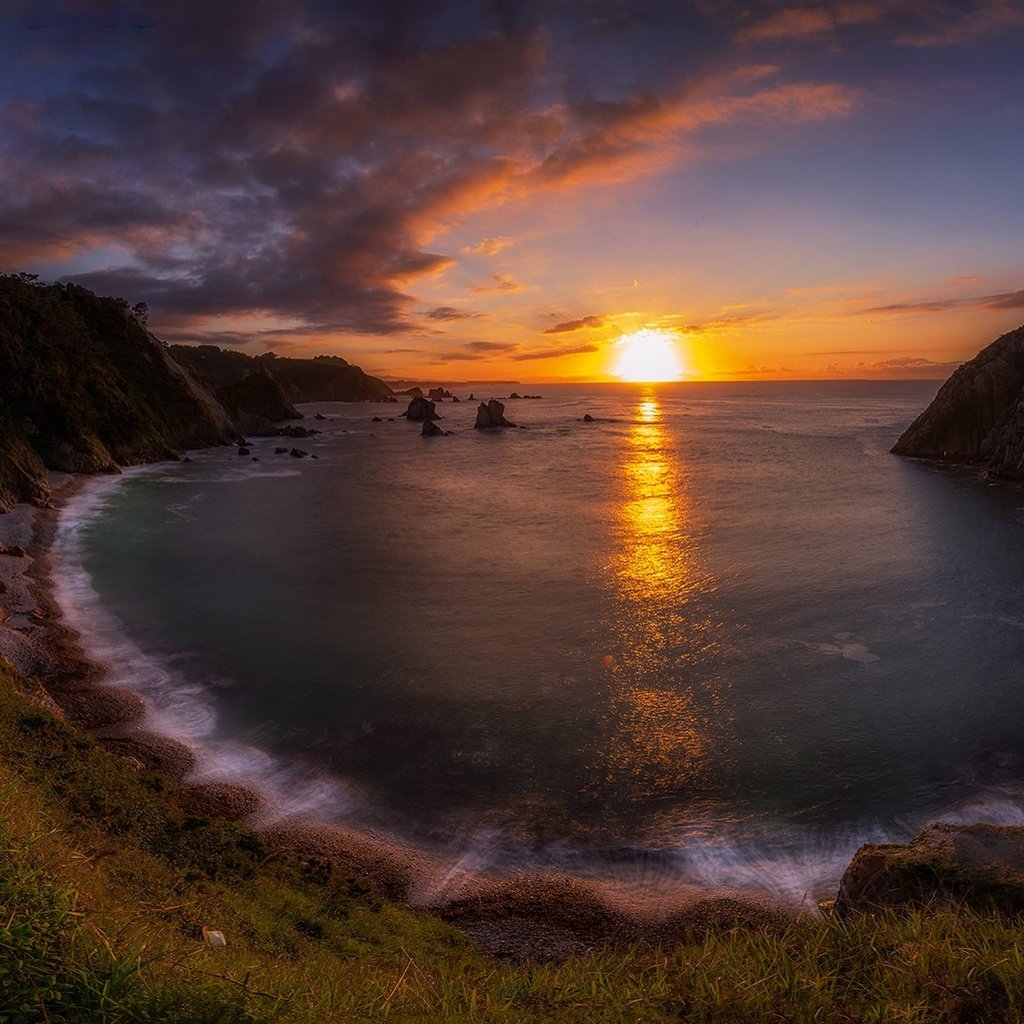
2 0 1024 382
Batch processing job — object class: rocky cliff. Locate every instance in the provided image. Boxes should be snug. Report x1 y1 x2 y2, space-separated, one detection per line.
0 277 400 510
0 274 238 510
891 324 1024 477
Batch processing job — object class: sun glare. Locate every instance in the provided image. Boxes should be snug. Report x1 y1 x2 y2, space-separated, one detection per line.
611 329 684 383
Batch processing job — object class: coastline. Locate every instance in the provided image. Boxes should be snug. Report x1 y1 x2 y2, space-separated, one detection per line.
0 473 802 959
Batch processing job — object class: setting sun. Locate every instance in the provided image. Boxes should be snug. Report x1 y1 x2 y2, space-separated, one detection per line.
612 328 685 382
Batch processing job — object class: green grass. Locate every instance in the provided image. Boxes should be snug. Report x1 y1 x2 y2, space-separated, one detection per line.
1 659 1023 1022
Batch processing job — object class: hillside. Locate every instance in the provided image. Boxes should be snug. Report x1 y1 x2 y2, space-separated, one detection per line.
169 346 395 404
892 324 1024 477
0 274 237 510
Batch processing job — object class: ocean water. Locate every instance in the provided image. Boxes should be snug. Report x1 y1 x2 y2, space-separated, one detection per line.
53 382 1024 901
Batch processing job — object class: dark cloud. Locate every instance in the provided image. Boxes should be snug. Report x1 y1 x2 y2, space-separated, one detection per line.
0 0 935 348
426 305 478 320
543 315 605 333
511 343 599 361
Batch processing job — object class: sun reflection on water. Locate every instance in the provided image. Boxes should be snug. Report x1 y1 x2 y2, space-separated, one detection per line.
594 392 731 819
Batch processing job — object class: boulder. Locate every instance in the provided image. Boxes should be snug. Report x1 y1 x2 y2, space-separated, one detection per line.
237 446 250 456
371 416 383 422
474 400 516 429
421 420 446 437
509 392 522 399
583 414 595 422
836 823 1024 915
402 396 440 421
289 448 309 458
273 446 288 454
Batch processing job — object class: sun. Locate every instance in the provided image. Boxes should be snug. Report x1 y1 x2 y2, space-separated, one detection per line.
611 328 684 382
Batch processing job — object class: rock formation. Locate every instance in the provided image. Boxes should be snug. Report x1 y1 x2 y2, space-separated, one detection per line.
891 324 1024 478
836 823 1024 915
0 274 237 510
402 396 440 421
421 420 446 437
474 399 516 429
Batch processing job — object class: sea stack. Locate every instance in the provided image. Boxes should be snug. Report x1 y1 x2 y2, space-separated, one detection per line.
474 399 516 429
891 324 1024 478
401 396 440 421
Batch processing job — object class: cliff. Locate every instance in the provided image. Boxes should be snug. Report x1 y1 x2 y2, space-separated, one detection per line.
891 324 1024 477
169 346 395 404
0 275 238 510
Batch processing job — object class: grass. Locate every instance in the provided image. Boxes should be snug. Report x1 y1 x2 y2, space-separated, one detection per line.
1 659 1023 1022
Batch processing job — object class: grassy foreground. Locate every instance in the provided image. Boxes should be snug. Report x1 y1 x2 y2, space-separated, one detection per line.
1 661 1023 1023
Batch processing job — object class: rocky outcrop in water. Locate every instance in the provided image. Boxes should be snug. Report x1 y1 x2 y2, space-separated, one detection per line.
891 324 1024 477
402 397 440 421
836 823 1024 915
421 420 446 437
474 400 516 429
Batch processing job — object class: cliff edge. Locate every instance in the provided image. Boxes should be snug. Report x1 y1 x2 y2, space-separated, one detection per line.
891 324 1024 477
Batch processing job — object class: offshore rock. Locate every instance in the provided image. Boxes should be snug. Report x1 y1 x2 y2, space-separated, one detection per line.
892 324 1024 477
402 396 440 421
421 420 446 437
836 823 1024 915
474 400 516 429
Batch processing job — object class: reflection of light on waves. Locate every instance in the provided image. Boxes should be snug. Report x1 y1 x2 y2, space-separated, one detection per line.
601 394 724 797
51 473 353 824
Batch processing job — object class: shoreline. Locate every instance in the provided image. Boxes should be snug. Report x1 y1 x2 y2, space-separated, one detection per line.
0 473 805 959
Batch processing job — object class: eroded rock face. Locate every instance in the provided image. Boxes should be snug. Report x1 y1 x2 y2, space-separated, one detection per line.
836 823 1024 915
402 396 440 421
474 399 516 429
891 325 1024 477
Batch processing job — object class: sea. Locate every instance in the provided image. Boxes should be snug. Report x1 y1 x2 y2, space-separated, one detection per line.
52 381 1024 903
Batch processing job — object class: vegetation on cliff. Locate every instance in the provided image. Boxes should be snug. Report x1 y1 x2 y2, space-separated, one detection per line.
0 275 396 510
0 274 236 510
169 346 395 405
892 324 1024 477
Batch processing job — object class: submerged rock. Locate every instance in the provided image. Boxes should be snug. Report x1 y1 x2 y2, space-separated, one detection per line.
837 823 1024 915
892 324 1024 477
402 396 440 421
474 399 516 429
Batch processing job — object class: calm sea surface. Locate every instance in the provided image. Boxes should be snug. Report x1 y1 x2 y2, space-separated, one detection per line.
55 382 1024 897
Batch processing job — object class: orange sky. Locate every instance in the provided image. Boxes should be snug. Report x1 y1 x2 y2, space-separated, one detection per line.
7 3 1024 383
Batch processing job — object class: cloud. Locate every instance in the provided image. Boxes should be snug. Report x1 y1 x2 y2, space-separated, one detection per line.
426 305 477 321
543 315 605 334
464 340 517 352
0 2 866 346
471 273 522 293
462 236 512 256
734 2 1023 49
861 289 1024 315
511 343 599 361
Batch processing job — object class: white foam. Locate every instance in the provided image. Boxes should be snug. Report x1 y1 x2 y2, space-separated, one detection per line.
51 473 354 825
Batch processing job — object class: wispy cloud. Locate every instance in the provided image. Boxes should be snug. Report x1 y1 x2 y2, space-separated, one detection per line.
861 288 1024 315
471 273 522 293
543 315 605 334
426 306 478 321
462 236 512 256
511 343 599 361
